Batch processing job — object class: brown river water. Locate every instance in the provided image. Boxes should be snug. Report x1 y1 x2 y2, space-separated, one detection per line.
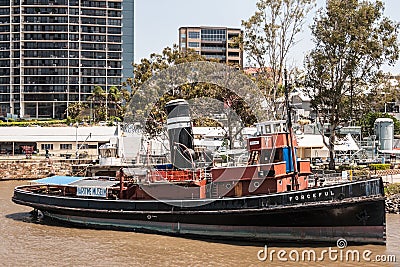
1 180 399 267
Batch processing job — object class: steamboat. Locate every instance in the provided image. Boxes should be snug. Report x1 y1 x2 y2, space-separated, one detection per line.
12 99 386 244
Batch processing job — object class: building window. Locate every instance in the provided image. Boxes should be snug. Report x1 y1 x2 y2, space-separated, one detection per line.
41 144 53 150
201 29 226 41
188 31 200 39
188 42 200 48
60 144 72 150
180 42 186 48
78 144 88 149
180 33 186 39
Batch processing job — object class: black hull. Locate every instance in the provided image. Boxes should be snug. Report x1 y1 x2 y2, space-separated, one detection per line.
12 178 386 244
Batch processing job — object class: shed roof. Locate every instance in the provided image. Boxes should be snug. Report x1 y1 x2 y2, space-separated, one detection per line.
335 133 360 151
296 134 327 149
193 127 224 136
0 126 117 142
296 134 360 151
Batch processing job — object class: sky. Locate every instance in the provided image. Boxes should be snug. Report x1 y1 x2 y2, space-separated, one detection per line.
134 0 400 74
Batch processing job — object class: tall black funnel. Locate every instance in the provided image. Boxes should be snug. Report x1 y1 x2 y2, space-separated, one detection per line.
165 99 194 169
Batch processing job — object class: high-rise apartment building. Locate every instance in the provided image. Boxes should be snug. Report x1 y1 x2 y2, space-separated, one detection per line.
122 0 134 80
179 26 243 68
0 0 125 119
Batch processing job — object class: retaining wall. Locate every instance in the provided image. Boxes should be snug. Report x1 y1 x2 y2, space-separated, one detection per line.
0 159 92 180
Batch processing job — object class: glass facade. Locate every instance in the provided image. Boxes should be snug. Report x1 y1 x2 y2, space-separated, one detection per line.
201 29 226 41
188 42 199 48
188 31 200 39
0 0 123 119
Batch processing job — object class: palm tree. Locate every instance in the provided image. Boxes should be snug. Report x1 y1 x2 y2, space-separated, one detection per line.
90 85 106 122
107 86 122 117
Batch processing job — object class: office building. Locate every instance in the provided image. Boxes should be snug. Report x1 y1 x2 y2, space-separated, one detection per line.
0 0 124 119
178 26 243 68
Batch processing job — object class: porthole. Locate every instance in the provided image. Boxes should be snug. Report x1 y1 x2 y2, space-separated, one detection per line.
226 183 232 189
254 181 260 188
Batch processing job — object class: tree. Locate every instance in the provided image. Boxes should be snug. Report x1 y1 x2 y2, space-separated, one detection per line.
89 85 106 121
88 85 131 123
358 111 400 137
337 74 400 125
366 74 400 114
66 102 88 123
125 45 211 137
127 45 209 92
305 0 399 169
242 0 315 118
126 45 260 140
107 86 131 121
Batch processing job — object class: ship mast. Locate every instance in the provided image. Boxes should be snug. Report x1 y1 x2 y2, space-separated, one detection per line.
284 69 299 190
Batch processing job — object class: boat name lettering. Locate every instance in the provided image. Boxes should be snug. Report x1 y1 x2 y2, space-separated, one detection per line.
289 190 334 202
250 141 260 145
77 186 107 198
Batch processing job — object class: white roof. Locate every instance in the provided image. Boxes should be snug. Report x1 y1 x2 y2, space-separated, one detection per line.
275 88 311 103
205 128 225 137
242 127 257 135
375 118 393 123
0 126 118 142
296 133 360 151
335 133 360 151
296 134 327 149
291 88 311 102
194 139 223 148
379 149 400 154
193 127 225 137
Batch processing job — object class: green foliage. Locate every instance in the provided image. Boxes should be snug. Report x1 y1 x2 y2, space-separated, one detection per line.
369 163 391 170
127 45 257 138
68 85 132 124
385 183 400 196
358 75 400 118
109 116 122 122
352 169 371 177
338 165 367 171
0 119 66 127
357 111 400 136
95 105 107 122
65 116 72 125
128 45 213 92
220 154 228 162
192 117 223 127
66 102 88 122
305 0 399 170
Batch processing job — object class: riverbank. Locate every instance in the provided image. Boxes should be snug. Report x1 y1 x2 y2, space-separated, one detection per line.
386 194 400 214
385 183 400 214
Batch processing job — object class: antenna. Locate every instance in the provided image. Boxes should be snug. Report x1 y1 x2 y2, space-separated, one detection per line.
284 69 299 190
